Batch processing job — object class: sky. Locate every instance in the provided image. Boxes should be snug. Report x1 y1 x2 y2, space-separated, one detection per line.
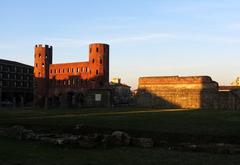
0 0 240 89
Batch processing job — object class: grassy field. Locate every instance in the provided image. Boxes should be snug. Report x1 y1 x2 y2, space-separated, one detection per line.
1 136 240 165
1 107 240 164
1 108 240 137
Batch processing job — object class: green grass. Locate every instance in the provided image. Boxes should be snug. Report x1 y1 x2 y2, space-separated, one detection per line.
1 136 240 165
1 108 240 164
1 108 240 137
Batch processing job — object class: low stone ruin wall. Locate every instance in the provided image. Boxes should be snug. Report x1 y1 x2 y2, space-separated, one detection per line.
0 125 154 149
136 76 240 110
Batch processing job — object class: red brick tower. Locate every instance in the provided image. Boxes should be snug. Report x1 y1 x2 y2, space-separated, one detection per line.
34 44 52 106
89 43 109 87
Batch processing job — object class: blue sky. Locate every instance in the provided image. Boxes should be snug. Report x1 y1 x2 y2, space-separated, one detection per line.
0 0 240 89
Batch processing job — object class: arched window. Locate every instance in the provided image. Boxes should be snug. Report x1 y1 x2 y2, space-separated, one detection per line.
96 47 99 52
92 59 95 63
96 70 99 75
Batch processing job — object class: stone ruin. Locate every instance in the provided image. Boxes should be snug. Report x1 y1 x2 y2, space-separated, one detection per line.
136 76 240 110
0 125 154 149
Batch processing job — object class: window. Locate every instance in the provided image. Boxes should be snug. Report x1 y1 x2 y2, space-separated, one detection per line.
35 63 38 67
42 63 45 67
100 59 103 64
63 69 65 73
59 69 61 73
72 68 74 73
50 69 52 74
38 72 41 77
92 59 95 63
77 68 79 73
3 81 9 87
68 80 71 85
54 69 56 74
39 54 41 58
67 68 70 73
96 47 99 52
96 70 99 75
90 48 92 53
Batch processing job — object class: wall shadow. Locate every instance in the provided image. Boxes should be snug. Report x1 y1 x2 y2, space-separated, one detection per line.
135 89 181 109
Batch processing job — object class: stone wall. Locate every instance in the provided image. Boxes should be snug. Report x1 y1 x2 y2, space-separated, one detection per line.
136 76 240 110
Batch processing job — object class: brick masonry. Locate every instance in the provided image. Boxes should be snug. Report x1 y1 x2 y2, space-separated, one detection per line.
136 76 240 110
33 43 110 108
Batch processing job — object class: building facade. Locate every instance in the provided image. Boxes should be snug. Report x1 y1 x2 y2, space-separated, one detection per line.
110 78 132 106
34 43 110 108
0 59 33 107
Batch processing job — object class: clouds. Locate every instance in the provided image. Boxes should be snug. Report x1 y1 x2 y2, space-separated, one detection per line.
42 31 240 50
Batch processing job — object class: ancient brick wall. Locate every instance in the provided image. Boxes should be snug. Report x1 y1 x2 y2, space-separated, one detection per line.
136 76 219 109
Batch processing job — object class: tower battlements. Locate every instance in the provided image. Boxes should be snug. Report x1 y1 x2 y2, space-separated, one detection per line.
35 44 53 49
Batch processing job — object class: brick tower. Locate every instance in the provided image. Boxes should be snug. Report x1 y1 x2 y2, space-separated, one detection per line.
89 43 109 87
34 44 52 106
33 43 110 108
